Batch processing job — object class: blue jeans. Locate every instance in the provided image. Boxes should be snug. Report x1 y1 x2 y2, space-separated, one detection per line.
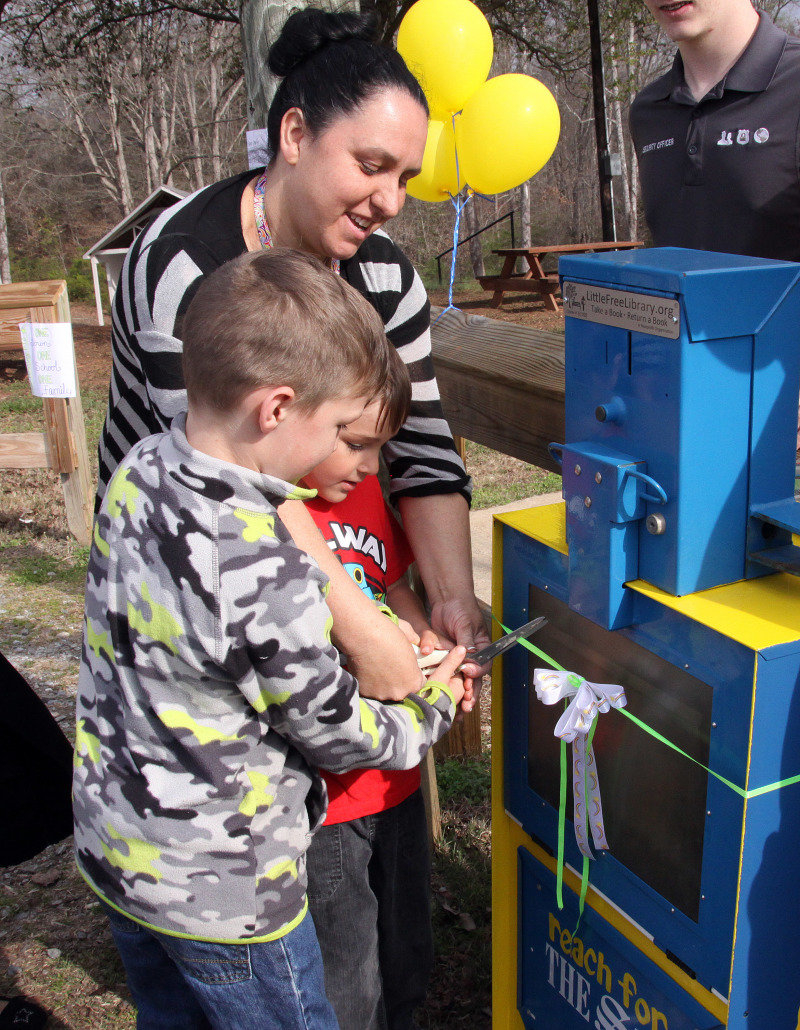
306 789 433 1030
102 903 339 1030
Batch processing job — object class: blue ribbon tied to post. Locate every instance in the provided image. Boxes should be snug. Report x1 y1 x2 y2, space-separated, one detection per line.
533 670 627 859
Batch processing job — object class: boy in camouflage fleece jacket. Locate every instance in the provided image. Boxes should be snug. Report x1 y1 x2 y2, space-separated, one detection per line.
73 249 465 1030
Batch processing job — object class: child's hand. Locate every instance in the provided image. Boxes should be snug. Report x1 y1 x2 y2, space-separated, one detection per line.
458 676 476 718
396 618 420 646
415 627 442 655
426 645 466 708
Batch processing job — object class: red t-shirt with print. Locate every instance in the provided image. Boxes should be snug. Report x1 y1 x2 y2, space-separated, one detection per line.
306 476 421 824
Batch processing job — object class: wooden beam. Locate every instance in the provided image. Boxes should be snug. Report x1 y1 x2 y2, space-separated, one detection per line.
0 280 94 546
0 432 49 469
476 276 559 294
430 305 565 474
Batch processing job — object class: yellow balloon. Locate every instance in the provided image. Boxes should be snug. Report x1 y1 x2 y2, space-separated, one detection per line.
455 74 561 195
407 120 462 203
397 0 493 115
428 100 453 123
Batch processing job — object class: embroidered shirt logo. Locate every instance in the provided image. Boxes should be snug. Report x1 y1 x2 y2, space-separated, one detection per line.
641 137 674 154
717 131 733 146
754 127 770 143
736 129 750 145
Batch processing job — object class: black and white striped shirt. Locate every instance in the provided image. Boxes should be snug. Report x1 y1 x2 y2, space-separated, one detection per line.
97 170 470 507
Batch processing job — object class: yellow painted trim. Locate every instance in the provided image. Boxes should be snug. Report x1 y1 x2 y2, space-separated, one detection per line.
495 502 800 652
494 502 568 556
728 655 759 999
629 574 800 651
492 515 527 1030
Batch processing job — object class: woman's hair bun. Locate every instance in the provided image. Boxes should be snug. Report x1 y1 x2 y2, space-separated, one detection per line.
264 6 427 156
268 8 378 78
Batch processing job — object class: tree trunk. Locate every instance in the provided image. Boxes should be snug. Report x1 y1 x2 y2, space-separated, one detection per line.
463 196 485 277
182 58 207 190
106 82 136 212
0 168 11 284
239 0 359 131
520 180 531 247
609 65 632 239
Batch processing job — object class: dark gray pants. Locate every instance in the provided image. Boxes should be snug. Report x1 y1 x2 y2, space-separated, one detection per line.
306 789 433 1030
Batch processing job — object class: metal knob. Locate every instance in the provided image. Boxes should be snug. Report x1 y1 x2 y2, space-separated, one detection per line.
646 513 666 535
595 396 626 425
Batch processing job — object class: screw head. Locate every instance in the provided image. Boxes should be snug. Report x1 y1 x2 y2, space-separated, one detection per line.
584 496 592 508
595 471 602 484
574 464 582 476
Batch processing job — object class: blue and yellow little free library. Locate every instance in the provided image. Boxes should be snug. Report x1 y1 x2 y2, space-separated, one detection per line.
492 248 800 1030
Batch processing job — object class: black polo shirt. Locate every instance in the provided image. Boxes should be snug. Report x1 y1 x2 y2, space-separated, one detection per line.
630 14 800 260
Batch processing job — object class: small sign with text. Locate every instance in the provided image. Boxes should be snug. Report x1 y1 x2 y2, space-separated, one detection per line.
563 281 681 340
18 323 77 398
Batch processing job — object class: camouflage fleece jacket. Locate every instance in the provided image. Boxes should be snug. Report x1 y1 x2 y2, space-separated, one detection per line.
73 415 457 943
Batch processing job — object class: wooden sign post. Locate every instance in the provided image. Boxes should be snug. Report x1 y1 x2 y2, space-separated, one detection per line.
0 280 94 545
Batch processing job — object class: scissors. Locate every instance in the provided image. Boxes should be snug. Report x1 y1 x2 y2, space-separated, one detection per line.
460 616 547 670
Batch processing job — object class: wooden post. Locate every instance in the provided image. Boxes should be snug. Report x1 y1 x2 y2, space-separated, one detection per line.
89 256 105 327
0 280 94 545
420 749 442 845
433 705 482 759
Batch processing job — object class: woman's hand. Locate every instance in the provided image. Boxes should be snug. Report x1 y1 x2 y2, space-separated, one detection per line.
396 493 491 713
429 596 491 683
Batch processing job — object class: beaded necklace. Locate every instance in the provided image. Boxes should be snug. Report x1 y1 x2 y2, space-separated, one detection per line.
253 170 340 275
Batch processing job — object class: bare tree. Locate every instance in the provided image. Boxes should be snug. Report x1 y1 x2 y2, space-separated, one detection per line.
16 10 244 216
0 168 11 282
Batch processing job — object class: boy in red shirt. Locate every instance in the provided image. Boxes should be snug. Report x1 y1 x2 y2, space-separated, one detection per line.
302 348 443 1030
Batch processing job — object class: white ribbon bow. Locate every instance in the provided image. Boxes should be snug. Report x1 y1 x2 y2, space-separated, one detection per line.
533 669 627 858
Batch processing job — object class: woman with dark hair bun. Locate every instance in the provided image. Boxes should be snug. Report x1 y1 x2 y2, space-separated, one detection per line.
97 14 490 1024
100 6 487 693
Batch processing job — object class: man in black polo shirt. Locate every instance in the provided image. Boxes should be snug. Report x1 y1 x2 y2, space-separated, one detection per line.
630 0 800 261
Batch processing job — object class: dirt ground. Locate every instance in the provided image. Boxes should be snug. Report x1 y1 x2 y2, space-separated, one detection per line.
427 284 566 334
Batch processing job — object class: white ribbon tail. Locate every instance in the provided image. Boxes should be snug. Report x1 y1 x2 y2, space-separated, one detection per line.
533 669 626 858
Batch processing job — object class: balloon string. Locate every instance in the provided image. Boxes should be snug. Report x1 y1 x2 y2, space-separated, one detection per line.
452 112 463 193
432 188 472 324
434 112 471 324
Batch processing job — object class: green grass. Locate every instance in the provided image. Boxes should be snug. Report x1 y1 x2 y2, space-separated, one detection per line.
424 753 493 1027
0 386 44 430
437 754 492 806
0 381 106 433
466 441 561 509
1 542 90 587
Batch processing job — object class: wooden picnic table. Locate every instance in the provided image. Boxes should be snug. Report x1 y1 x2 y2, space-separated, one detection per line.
477 240 643 312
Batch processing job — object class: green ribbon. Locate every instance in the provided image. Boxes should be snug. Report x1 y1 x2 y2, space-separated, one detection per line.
492 615 800 923
492 616 582 917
